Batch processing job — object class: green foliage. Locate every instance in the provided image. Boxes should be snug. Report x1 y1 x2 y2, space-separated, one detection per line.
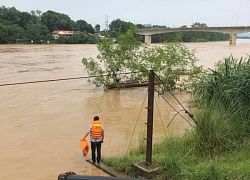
151 31 230 43
134 22 229 43
41 10 74 32
102 55 250 179
191 22 208 27
82 28 142 87
192 55 250 154
59 33 100 44
26 24 49 42
0 24 25 43
103 129 250 179
95 24 101 32
82 28 203 90
0 5 97 44
75 19 94 33
108 18 135 38
194 55 250 115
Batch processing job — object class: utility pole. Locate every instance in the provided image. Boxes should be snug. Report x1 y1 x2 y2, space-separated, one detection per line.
133 70 159 177
145 70 154 164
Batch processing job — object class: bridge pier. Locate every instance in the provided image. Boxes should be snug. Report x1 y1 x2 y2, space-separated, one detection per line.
229 33 236 45
145 35 151 45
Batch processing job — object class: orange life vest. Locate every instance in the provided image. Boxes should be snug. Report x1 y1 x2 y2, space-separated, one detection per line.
90 120 103 139
80 138 89 158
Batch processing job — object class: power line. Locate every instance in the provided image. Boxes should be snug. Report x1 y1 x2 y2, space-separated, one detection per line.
125 92 148 156
0 71 146 87
154 97 167 138
167 110 185 128
154 72 197 125
160 95 195 128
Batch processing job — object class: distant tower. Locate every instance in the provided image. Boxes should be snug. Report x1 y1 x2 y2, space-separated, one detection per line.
105 15 109 31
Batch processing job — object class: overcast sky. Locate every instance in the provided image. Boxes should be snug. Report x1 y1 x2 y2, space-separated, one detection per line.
1 0 249 29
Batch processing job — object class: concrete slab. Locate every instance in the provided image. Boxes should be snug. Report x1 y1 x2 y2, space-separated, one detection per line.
133 161 160 179
86 159 130 178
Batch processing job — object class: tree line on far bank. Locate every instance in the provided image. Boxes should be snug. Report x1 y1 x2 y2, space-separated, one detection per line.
107 19 230 43
0 5 230 44
0 6 99 44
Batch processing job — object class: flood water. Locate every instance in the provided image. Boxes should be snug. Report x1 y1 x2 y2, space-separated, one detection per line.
0 39 249 180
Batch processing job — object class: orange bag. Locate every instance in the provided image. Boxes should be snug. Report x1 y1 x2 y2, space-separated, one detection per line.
80 138 89 158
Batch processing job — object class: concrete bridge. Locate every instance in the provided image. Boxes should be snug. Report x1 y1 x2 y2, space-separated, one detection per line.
136 26 250 45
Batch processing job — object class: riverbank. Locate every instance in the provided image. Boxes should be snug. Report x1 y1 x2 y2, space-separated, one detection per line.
102 106 250 179
102 55 250 179
103 131 250 179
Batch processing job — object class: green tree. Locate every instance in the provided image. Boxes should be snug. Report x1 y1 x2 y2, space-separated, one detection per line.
108 18 134 38
5 24 25 43
82 28 203 90
41 10 73 32
175 32 183 42
59 32 99 44
0 24 8 43
0 5 99 44
75 20 94 33
18 12 33 27
95 24 101 32
26 24 49 42
191 22 207 28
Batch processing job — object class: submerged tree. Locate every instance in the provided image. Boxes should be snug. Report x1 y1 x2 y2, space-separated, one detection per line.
82 28 203 91
82 27 141 87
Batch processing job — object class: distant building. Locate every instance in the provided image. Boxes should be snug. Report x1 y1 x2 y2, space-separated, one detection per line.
51 30 75 39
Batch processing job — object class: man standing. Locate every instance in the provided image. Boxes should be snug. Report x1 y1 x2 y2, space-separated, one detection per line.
115 69 121 83
83 116 104 164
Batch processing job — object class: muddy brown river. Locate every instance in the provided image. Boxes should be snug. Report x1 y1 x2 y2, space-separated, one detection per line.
0 40 249 180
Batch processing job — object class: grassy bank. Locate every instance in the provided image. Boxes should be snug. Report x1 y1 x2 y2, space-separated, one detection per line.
102 55 250 179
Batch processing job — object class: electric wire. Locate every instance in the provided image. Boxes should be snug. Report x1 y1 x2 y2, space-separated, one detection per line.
160 95 195 128
167 110 185 128
154 72 197 125
0 71 146 87
125 92 148 156
154 97 167 138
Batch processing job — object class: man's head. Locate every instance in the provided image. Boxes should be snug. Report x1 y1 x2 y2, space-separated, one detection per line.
93 116 99 121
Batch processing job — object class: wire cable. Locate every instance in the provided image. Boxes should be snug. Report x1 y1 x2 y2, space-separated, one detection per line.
154 72 197 125
160 95 195 128
154 97 167 138
125 92 148 156
167 110 185 128
0 71 146 87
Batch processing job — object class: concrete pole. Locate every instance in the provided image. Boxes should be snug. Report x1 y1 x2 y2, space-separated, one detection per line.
145 35 151 45
229 33 236 45
146 70 154 165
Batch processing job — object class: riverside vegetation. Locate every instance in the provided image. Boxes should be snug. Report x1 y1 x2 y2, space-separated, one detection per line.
82 29 250 179
82 28 204 91
1 5 229 44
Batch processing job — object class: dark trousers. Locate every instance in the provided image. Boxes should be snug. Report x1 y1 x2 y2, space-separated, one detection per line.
91 141 102 163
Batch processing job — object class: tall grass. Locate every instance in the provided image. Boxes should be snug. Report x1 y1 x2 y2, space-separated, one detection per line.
193 55 250 152
194 55 250 116
103 55 250 179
